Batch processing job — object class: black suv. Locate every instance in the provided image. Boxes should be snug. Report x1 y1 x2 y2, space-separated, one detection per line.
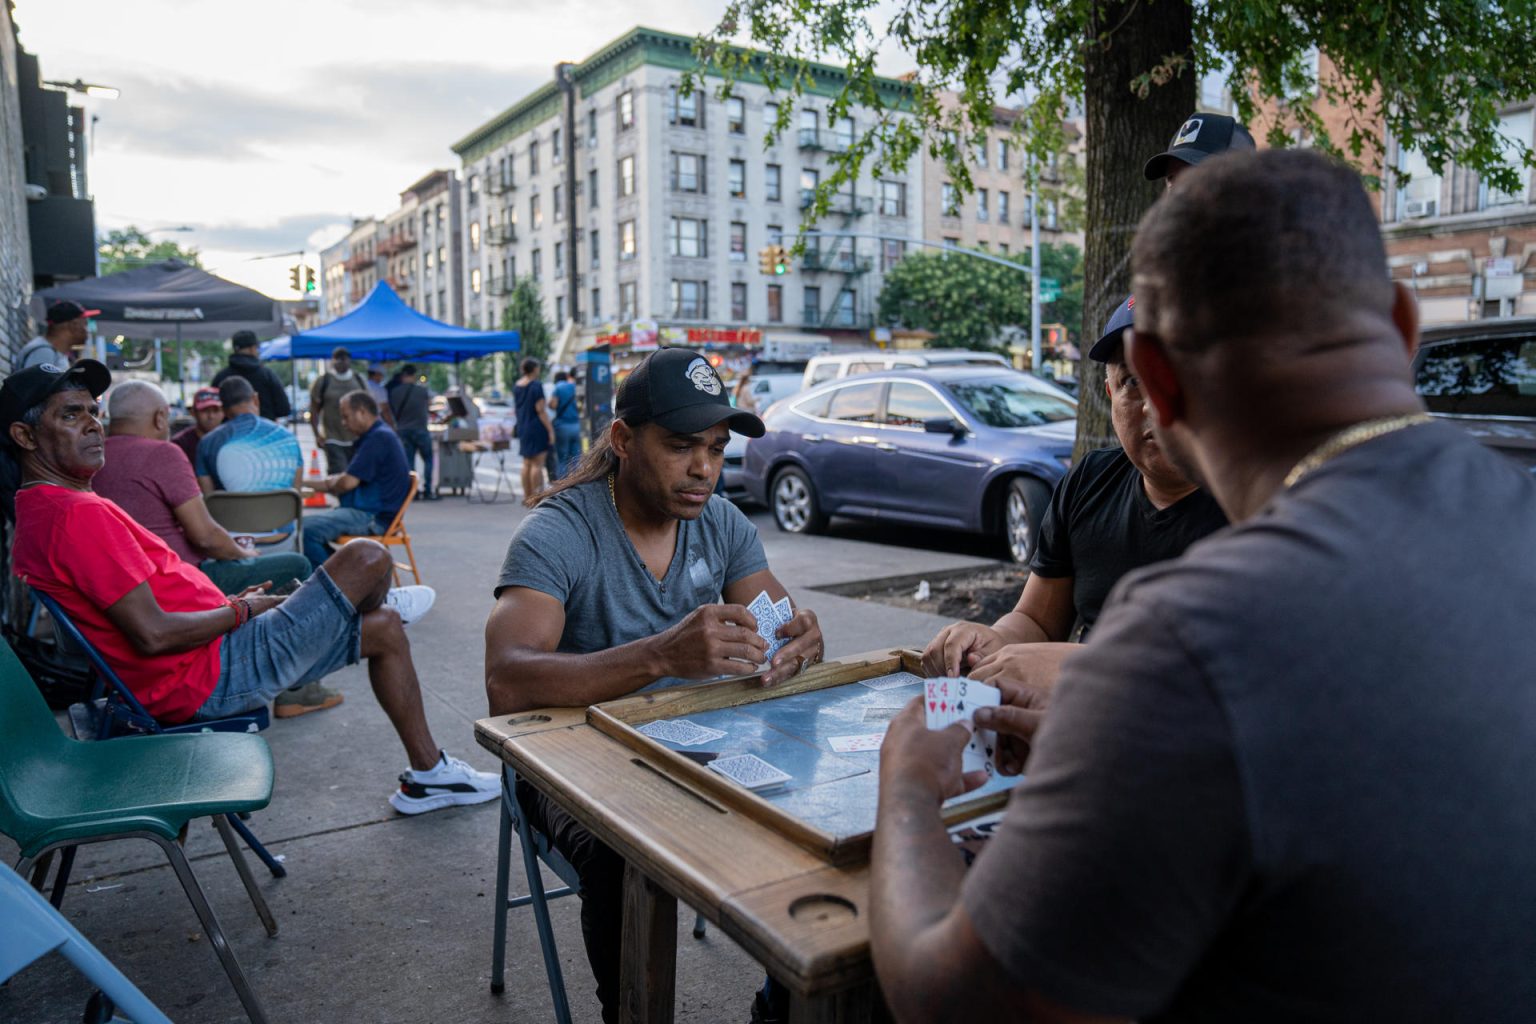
1413 316 1536 475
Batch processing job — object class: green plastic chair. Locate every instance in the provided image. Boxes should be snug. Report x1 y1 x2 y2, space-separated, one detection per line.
0 640 275 1024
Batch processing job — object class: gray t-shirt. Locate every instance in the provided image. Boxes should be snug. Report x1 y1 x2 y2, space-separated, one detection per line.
496 478 769 690
963 422 1536 1022
17 336 65 369
389 381 430 431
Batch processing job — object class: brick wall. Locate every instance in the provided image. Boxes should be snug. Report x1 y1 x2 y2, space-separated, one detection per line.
0 5 34 374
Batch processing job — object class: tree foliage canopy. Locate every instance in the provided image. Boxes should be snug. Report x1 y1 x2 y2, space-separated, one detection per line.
500 278 552 390
98 227 202 276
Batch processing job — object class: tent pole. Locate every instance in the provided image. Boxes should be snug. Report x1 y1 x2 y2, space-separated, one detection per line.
290 357 299 434
176 325 185 409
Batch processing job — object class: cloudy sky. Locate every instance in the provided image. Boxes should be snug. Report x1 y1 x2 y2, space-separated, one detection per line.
14 0 808 297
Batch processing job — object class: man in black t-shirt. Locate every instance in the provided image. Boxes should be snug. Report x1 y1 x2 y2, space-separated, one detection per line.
922 296 1226 693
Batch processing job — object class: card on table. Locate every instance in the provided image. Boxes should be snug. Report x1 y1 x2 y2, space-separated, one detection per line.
827 732 885 754
858 670 925 692
924 676 1002 776
637 718 727 747
708 752 792 790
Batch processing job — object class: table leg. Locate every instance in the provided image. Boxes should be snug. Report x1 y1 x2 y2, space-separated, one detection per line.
619 860 677 1024
788 981 881 1024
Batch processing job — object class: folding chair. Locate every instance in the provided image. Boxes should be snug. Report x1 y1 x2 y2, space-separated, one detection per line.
337 470 422 585
30 589 287 910
489 766 707 1023
0 861 172 1024
0 640 275 1024
204 488 304 554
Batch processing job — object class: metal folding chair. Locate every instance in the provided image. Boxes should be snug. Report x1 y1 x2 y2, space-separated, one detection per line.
204 488 304 554
489 766 707 1023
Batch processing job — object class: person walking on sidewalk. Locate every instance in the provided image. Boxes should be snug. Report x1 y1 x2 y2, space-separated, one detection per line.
210 330 290 422
513 358 555 498
388 364 436 500
310 347 367 473
548 369 582 480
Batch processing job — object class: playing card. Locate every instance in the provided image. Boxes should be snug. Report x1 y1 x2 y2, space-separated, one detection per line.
773 596 792 623
861 705 903 723
747 590 776 643
924 677 1002 776
637 718 727 747
708 753 791 790
857 671 925 692
827 733 885 753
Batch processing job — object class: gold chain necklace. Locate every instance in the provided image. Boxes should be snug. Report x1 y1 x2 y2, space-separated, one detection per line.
1282 414 1433 490
609 473 665 587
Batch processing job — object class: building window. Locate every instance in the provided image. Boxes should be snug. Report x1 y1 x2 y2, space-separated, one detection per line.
531 194 542 229
799 108 819 143
671 280 708 318
941 183 960 217
532 248 542 282
619 281 637 319
468 174 481 206
833 288 856 326
529 139 540 176
669 86 703 128
727 96 745 134
730 222 747 261
767 284 783 323
552 128 562 162
554 241 563 275
619 220 636 261
999 242 1009 255
728 159 746 198
438 245 447 265
1483 109 1534 208
881 239 905 272
943 237 959 248
669 217 707 258
554 184 564 221
998 138 1010 171
997 191 1010 224
618 155 636 197
469 221 481 251
766 164 782 202
588 169 598 207
425 250 434 271
879 180 905 217
802 285 821 324
833 116 854 149
974 138 988 167
470 268 482 294
731 281 748 320
1395 145 1442 220
421 210 431 232
671 152 705 193
590 229 600 269
590 287 601 322
618 90 634 130
1042 199 1058 229
587 109 598 147
977 188 989 222
801 168 819 206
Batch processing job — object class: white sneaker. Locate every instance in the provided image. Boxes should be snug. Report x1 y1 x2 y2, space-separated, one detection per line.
389 752 500 815
384 585 436 626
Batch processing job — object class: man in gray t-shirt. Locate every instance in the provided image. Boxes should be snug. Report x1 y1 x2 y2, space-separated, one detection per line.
486 347 825 1022
870 151 1536 1022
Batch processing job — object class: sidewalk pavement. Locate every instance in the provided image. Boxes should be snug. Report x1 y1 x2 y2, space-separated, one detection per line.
1 487 999 1024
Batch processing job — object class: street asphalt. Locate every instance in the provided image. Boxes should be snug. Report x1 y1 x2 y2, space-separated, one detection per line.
0 462 1002 1024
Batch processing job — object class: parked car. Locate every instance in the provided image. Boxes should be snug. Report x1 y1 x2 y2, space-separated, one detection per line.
801 349 1011 391
722 372 805 499
744 367 1078 561
1412 316 1536 475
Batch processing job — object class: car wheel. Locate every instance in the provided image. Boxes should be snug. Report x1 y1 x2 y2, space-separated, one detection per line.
772 466 828 535
1001 477 1050 564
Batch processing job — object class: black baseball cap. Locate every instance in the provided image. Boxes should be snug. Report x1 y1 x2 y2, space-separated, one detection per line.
615 348 765 438
1143 113 1256 180
46 300 100 325
0 359 112 442
1088 295 1135 362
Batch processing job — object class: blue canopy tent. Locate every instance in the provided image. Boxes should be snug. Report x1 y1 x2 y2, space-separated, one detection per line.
270 282 520 363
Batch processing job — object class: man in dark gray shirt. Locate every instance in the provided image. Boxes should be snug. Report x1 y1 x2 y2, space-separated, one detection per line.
486 347 825 1022
871 150 1536 1022
387 364 435 500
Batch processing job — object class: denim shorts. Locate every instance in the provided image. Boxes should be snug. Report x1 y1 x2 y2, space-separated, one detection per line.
193 566 363 721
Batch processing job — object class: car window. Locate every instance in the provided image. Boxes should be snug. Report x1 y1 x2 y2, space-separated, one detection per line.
825 381 883 423
1416 336 1536 416
884 382 952 427
753 380 773 394
847 361 885 376
792 390 833 418
948 378 1077 427
807 363 839 387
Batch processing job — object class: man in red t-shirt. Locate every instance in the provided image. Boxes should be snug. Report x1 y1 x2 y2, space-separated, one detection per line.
4 361 498 816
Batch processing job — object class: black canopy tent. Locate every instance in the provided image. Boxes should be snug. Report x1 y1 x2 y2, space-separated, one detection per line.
33 260 283 405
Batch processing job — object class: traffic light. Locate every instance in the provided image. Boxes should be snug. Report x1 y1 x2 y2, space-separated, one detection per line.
288 264 302 292
757 245 792 276
304 266 317 293
773 246 791 276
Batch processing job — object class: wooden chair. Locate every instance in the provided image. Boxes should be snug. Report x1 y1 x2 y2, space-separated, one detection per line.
205 488 303 554
337 471 422 585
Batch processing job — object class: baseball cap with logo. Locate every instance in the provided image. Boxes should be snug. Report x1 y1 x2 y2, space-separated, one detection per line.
615 348 765 438
193 387 222 410
0 359 112 444
1143 113 1256 180
1088 295 1136 362
45 300 101 326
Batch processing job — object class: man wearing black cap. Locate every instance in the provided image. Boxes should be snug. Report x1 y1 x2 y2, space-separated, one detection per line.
1144 111 1257 188
210 329 290 421
17 301 99 370
485 347 825 1022
922 295 1226 693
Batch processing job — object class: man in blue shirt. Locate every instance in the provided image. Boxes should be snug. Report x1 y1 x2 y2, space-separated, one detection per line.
194 376 303 494
302 391 412 567
549 369 582 479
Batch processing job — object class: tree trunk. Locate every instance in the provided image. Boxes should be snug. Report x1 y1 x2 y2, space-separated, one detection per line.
1074 0 1196 459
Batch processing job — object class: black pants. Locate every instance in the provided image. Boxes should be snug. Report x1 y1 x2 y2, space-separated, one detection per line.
518 780 625 1024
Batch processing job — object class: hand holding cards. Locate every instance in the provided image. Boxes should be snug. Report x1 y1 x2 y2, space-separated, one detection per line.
747 589 794 664
924 676 1002 777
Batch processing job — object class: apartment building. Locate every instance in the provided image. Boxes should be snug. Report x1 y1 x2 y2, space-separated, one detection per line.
450 27 925 351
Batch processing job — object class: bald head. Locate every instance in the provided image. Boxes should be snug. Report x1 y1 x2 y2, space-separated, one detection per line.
107 380 171 440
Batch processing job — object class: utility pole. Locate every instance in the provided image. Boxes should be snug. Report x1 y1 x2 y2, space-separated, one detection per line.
1028 154 1042 374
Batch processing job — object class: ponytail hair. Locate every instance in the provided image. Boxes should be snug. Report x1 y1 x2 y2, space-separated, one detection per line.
528 426 620 507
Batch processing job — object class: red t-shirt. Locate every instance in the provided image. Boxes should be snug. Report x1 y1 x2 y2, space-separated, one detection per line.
13 485 225 722
92 435 204 564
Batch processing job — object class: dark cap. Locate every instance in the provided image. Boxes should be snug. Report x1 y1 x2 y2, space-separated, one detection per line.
192 387 222 410
615 348 765 438
0 359 112 441
1088 295 1135 362
46 300 100 325
1143 113 1256 180
231 329 259 350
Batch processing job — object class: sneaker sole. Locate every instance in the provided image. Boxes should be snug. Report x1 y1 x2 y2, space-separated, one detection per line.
273 694 345 719
388 788 499 815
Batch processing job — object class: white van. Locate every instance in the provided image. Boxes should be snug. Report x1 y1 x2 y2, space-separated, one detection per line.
801 349 1010 391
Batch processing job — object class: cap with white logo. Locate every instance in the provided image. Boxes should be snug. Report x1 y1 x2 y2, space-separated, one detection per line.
614 347 765 438
1143 112 1256 180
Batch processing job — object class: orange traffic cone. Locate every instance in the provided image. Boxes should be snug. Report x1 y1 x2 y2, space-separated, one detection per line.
304 449 328 508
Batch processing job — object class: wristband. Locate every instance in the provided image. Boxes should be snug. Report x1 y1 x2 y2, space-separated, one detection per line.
227 597 249 630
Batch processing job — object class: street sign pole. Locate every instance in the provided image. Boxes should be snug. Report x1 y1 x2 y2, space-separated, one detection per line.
1029 165 1042 373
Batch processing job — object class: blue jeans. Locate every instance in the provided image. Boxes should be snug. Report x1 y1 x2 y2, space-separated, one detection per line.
552 421 582 480
399 427 434 497
302 506 382 568
200 552 312 595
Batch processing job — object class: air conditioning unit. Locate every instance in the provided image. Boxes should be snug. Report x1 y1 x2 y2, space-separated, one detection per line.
1404 198 1437 219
